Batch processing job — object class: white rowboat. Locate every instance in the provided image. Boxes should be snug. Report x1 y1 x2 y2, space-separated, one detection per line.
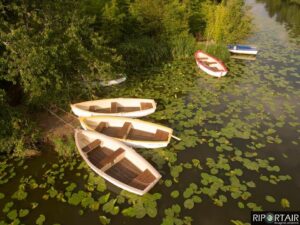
79 116 173 148
194 50 228 77
71 98 156 118
75 129 161 195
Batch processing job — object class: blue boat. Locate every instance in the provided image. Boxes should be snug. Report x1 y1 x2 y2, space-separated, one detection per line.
228 44 258 55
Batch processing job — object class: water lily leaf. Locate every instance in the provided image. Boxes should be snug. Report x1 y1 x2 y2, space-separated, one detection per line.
170 190 180 198
66 183 77 192
280 198 290 208
184 199 194 209
183 187 193 199
238 202 244 209
192 195 202 203
3 201 14 213
36 214 46 225
122 207 135 217
99 215 111 225
265 195 276 203
146 207 157 218
99 193 110 204
231 220 250 225
0 193 5 200
165 179 172 187
19 209 29 218
102 199 119 215
7 209 18 220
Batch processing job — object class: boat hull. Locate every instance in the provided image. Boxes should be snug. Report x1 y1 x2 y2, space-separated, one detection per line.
194 50 228 77
71 98 156 118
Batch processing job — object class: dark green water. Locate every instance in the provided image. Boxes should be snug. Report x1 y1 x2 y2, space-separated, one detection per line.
0 0 299 225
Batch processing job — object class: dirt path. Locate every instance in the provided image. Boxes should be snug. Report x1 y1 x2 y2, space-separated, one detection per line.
35 108 80 142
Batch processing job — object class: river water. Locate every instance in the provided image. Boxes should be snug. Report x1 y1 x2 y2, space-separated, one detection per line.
0 0 299 225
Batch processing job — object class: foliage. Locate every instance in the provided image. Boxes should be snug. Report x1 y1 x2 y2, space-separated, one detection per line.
52 135 76 159
201 0 252 43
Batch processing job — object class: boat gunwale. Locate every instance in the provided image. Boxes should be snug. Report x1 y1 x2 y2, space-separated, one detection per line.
79 116 173 144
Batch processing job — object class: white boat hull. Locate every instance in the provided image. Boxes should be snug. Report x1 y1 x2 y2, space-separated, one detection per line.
194 50 228 77
228 49 258 55
71 98 156 118
79 116 173 148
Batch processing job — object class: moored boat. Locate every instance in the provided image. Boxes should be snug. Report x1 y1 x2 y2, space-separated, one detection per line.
99 76 126 87
79 116 173 148
194 50 228 77
74 129 161 195
228 44 258 55
71 98 156 118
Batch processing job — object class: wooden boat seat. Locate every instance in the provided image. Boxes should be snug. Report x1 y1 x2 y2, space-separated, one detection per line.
140 102 153 110
198 57 208 60
100 148 126 171
154 129 169 141
89 106 111 113
117 122 132 139
111 102 118 113
89 105 98 112
206 61 217 65
209 67 222 72
82 139 101 153
129 169 156 190
95 122 108 133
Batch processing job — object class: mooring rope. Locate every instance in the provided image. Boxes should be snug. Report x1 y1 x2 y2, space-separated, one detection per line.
51 105 78 120
45 108 76 129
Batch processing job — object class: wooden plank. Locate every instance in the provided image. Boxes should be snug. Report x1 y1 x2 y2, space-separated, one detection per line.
129 169 156 189
89 105 97 112
95 122 108 133
82 139 101 153
154 129 169 141
117 122 132 139
111 102 118 113
209 67 222 72
206 61 217 65
140 102 152 110
100 148 125 171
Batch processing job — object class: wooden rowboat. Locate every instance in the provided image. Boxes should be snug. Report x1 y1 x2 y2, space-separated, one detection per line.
228 45 258 55
71 98 156 118
194 50 228 77
75 129 161 195
79 116 173 148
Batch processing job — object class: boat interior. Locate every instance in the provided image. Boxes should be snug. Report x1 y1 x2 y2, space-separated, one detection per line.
92 121 169 141
196 56 223 72
82 139 156 190
89 102 153 113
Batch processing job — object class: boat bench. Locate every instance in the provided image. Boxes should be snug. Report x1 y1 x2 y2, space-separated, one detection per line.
111 102 118 113
206 61 217 65
198 57 208 60
100 148 126 171
96 122 108 133
209 67 222 72
82 139 101 153
117 122 132 139
129 169 156 189
140 102 153 110
154 129 169 141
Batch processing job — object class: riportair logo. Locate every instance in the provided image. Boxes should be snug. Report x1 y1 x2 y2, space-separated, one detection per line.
251 212 300 225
